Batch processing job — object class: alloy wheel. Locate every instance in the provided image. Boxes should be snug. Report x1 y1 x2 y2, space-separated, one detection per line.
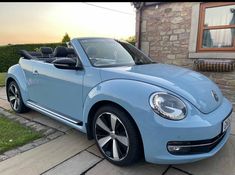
8 84 20 111
95 112 129 161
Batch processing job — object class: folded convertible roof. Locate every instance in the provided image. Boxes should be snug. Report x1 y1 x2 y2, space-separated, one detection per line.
19 50 36 60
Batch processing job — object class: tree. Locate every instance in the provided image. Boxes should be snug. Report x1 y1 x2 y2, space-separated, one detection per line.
125 36 136 46
62 33 71 43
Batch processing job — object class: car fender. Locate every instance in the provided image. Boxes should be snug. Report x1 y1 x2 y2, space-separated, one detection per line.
83 79 165 134
6 64 29 103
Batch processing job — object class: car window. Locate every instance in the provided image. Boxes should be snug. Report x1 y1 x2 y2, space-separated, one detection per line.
79 38 154 67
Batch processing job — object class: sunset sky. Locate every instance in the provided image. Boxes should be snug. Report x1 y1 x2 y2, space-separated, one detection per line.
0 2 136 45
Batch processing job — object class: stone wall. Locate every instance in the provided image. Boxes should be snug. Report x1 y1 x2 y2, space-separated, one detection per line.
138 2 235 110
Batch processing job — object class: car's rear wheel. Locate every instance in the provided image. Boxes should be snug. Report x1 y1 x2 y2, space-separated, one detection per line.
93 105 142 166
7 81 29 113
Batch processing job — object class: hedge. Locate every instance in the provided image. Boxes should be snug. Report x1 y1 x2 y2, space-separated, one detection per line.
0 43 65 72
0 41 136 73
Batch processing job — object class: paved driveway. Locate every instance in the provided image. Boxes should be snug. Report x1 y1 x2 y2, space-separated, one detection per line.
0 87 234 175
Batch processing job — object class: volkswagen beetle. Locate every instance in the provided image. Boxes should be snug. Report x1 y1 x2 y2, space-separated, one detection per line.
5 38 233 166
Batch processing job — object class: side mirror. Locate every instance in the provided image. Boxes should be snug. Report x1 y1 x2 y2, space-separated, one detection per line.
53 58 82 70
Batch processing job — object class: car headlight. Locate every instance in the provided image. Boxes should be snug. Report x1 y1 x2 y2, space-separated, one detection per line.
150 92 187 120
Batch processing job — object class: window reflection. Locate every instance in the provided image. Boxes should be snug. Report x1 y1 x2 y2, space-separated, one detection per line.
203 29 235 48
202 5 235 48
205 5 235 26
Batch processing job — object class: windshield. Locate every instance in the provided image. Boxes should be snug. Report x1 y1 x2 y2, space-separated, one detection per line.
79 38 155 67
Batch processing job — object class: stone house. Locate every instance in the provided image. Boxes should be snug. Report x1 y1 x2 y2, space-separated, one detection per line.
133 2 235 110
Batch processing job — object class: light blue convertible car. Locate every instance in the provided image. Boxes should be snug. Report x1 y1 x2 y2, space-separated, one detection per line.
6 38 232 166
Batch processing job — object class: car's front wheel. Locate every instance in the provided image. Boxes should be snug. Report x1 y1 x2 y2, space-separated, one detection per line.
7 81 29 113
93 105 142 166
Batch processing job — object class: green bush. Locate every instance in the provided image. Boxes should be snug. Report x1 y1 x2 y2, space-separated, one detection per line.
0 43 65 72
125 36 136 46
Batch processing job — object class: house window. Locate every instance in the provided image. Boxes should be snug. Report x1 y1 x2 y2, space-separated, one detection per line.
197 2 235 52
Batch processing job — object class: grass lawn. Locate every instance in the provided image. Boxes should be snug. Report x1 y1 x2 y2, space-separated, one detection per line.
0 73 6 86
0 116 42 154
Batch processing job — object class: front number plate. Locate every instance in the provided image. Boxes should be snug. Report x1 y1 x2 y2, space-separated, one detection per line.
222 115 232 133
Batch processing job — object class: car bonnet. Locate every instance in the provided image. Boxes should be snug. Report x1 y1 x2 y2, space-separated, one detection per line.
99 63 223 114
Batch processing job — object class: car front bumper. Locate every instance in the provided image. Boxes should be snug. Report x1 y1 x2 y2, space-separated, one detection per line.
137 97 233 164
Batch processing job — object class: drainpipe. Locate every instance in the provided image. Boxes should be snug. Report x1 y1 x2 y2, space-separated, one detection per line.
137 2 144 49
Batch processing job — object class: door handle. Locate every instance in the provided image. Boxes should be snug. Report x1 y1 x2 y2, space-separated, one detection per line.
33 70 39 75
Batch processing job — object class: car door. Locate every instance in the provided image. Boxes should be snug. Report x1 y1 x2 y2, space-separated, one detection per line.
28 60 84 122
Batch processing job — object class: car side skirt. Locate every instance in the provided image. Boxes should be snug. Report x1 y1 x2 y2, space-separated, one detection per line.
26 101 86 132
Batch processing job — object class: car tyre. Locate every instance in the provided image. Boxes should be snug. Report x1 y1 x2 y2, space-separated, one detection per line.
7 81 29 113
93 105 142 166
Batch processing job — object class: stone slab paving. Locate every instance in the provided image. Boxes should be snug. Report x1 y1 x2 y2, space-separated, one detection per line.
0 130 94 175
0 87 7 100
174 135 235 175
164 166 191 175
42 151 101 175
0 98 11 110
86 144 104 158
19 110 72 133
85 160 168 175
